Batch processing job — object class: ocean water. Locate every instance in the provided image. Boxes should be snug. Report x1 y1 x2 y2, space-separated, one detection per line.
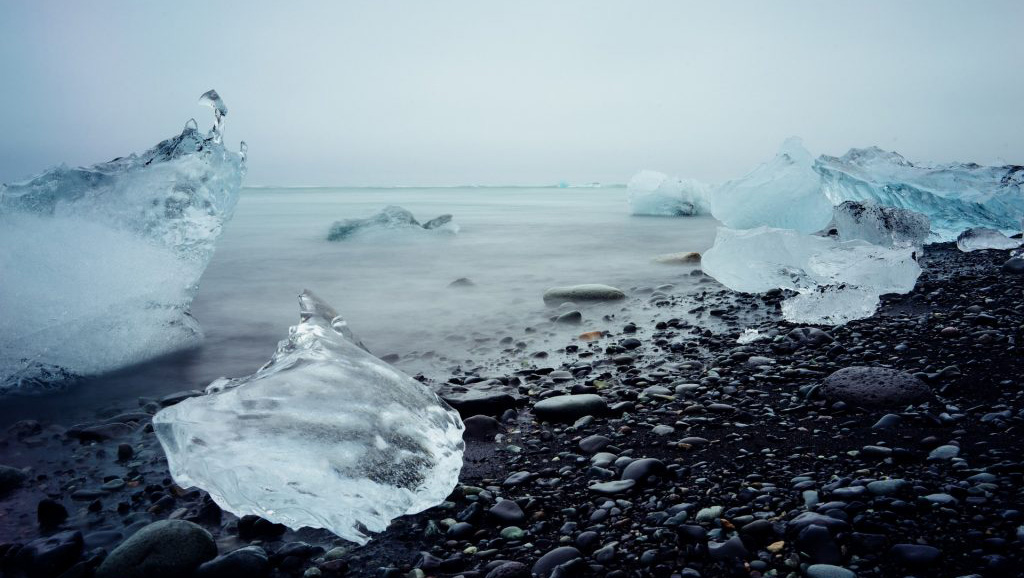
0 186 720 426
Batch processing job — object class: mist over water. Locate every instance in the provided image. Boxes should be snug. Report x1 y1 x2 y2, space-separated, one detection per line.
0 187 719 426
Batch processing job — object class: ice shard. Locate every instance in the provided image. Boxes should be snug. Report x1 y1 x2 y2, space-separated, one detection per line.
702 227 921 325
153 291 465 544
709 138 833 233
0 90 245 392
956 227 1023 252
627 170 711 216
815 147 1024 241
830 201 931 248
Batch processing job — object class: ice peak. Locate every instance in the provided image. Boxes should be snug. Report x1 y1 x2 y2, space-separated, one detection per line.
198 89 228 143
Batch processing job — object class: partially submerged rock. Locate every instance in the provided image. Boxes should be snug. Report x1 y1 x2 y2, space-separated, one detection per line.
652 251 701 265
543 284 626 306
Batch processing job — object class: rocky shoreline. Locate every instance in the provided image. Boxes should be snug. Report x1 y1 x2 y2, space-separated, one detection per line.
2 243 1023 578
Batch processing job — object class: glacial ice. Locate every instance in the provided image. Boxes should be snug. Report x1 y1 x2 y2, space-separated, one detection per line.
710 138 834 234
956 227 1023 252
702 227 921 325
327 205 459 241
0 91 245 392
627 170 711 216
153 291 465 544
815 147 1024 241
830 201 931 248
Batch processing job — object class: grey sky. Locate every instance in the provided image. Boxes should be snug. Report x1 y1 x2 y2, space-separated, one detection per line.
1 1 1021 186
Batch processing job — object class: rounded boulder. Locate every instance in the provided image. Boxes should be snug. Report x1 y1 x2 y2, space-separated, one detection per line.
821 367 931 409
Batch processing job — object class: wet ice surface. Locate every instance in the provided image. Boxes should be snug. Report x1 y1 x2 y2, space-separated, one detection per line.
0 188 724 426
154 291 464 544
702 226 921 325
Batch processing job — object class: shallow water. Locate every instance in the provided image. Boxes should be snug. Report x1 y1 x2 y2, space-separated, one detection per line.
0 186 719 426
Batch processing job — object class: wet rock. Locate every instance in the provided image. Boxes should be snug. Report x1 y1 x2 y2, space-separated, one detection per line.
37 499 68 528
543 285 625 305
463 415 501 440
195 546 268 578
652 252 701 265
0 465 27 494
96 520 217 578
485 561 529 578
534 394 608 422
488 500 526 524
806 564 857 578
821 367 931 409
889 543 941 567
531 546 582 578
555 311 583 325
12 530 83 578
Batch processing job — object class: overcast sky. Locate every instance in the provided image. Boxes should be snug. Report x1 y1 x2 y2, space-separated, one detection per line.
1 1 1021 186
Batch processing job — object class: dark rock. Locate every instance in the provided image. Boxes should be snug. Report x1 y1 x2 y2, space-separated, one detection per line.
13 530 83 578
555 311 583 325
707 536 748 560
579 435 611 454
531 546 582 578
534 394 608 422
463 415 502 440
440 387 518 417
195 546 268 578
1002 257 1024 274
485 561 529 578
620 458 667 484
489 500 526 524
66 422 134 442
0 465 27 494
889 543 941 567
37 498 68 528
821 366 931 409
95 520 217 578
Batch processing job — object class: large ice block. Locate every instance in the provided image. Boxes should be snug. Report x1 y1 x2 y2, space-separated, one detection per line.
153 291 465 544
709 138 833 233
0 90 245 392
702 226 921 325
815 147 1024 241
627 170 711 216
830 201 930 248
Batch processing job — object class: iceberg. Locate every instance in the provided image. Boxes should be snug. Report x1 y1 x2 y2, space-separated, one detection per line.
956 227 1023 252
327 205 459 240
627 170 711 216
0 90 245 392
153 291 465 544
709 138 833 234
815 147 1024 241
829 201 930 248
702 227 920 325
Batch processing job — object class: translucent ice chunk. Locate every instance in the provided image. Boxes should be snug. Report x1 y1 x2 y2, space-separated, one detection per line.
702 226 920 325
627 170 711 216
830 201 931 248
956 227 1023 252
815 147 1024 241
710 138 833 233
198 89 227 144
327 205 459 241
153 291 465 544
0 90 245 392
